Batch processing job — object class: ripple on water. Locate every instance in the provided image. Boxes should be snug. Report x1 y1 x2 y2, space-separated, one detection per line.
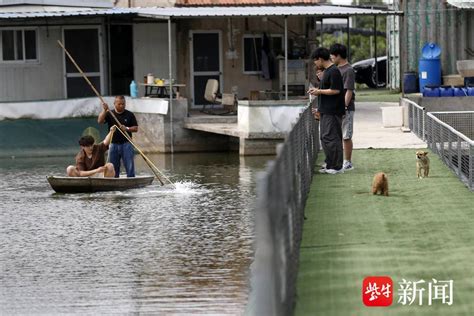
0 154 268 315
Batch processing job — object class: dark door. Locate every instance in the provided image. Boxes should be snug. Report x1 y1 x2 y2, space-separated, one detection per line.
191 32 222 107
110 25 134 96
63 28 102 98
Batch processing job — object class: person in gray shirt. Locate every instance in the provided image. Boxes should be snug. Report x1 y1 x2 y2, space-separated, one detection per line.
330 43 355 171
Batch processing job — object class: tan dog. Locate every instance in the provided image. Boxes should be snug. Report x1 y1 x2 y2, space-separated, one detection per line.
416 151 430 178
372 172 389 196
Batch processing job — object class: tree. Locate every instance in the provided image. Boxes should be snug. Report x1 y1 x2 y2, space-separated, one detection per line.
349 0 387 62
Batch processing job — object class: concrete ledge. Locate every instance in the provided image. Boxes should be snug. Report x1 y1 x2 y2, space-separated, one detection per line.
184 115 237 124
239 137 284 155
183 122 240 137
238 99 309 107
406 96 474 112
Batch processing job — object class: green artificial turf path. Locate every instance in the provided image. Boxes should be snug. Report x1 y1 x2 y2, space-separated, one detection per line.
355 88 401 102
295 149 474 316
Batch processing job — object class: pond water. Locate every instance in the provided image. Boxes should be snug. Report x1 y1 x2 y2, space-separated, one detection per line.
0 153 271 315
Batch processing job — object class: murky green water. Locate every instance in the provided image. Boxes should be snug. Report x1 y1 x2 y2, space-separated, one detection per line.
0 153 270 315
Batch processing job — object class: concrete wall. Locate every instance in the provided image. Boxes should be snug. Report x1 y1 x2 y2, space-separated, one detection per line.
407 95 474 112
176 16 308 103
238 100 307 138
134 98 231 153
0 19 177 102
133 23 177 97
0 26 64 101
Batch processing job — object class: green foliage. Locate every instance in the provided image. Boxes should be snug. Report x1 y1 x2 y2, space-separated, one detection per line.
318 0 387 62
331 0 387 62
320 33 386 63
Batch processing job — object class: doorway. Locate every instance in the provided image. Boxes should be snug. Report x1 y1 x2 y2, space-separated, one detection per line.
110 25 134 96
190 31 222 108
63 27 103 98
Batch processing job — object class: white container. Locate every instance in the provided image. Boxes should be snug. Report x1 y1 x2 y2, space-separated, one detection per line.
381 106 404 128
457 60 474 77
147 73 154 84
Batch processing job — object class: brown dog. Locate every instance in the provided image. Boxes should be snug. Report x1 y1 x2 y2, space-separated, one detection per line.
416 151 430 178
372 172 389 196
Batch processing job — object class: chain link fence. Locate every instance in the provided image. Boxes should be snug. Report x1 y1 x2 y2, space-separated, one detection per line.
426 111 474 191
404 98 473 191
247 105 319 316
404 98 426 141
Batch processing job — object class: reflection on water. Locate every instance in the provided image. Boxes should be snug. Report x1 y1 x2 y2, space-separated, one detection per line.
0 153 271 315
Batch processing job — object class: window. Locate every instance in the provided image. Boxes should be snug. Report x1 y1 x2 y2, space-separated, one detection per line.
1 28 38 62
243 34 283 74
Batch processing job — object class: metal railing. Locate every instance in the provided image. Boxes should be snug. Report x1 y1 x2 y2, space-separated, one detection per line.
426 111 474 191
404 98 426 140
247 105 319 316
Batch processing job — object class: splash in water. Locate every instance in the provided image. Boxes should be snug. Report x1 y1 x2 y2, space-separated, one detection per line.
169 180 207 195
114 180 208 197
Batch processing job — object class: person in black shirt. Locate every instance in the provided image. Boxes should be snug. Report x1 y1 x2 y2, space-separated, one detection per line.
98 95 138 177
330 43 356 171
308 47 345 174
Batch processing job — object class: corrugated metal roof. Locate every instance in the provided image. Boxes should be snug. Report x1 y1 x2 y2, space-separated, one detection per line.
0 7 135 19
447 0 474 9
136 5 400 17
0 5 401 20
0 5 105 13
0 0 112 8
175 0 322 5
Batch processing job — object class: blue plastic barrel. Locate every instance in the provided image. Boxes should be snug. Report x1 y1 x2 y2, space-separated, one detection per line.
453 86 467 97
423 86 440 97
421 43 441 59
419 43 442 93
467 86 474 96
419 59 441 92
403 72 418 93
439 86 454 97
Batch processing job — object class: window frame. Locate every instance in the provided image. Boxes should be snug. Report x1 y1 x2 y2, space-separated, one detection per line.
0 27 39 64
242 33 283 75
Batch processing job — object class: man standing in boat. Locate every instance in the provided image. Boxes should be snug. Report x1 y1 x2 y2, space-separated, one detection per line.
98 95 138 178
66 126 116 177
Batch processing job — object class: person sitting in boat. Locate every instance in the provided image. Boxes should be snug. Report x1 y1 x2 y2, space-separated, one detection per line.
66 126 116 177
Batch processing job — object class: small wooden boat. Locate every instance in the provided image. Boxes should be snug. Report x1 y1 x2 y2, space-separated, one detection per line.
47 176 154 193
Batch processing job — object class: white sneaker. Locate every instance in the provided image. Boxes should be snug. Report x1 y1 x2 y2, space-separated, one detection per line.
343 161 354 171
318 167 327 174
324 168 344 174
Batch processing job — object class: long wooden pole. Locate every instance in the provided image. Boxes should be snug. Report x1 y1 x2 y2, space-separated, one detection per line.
58 40 172 187
114 126 176 187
